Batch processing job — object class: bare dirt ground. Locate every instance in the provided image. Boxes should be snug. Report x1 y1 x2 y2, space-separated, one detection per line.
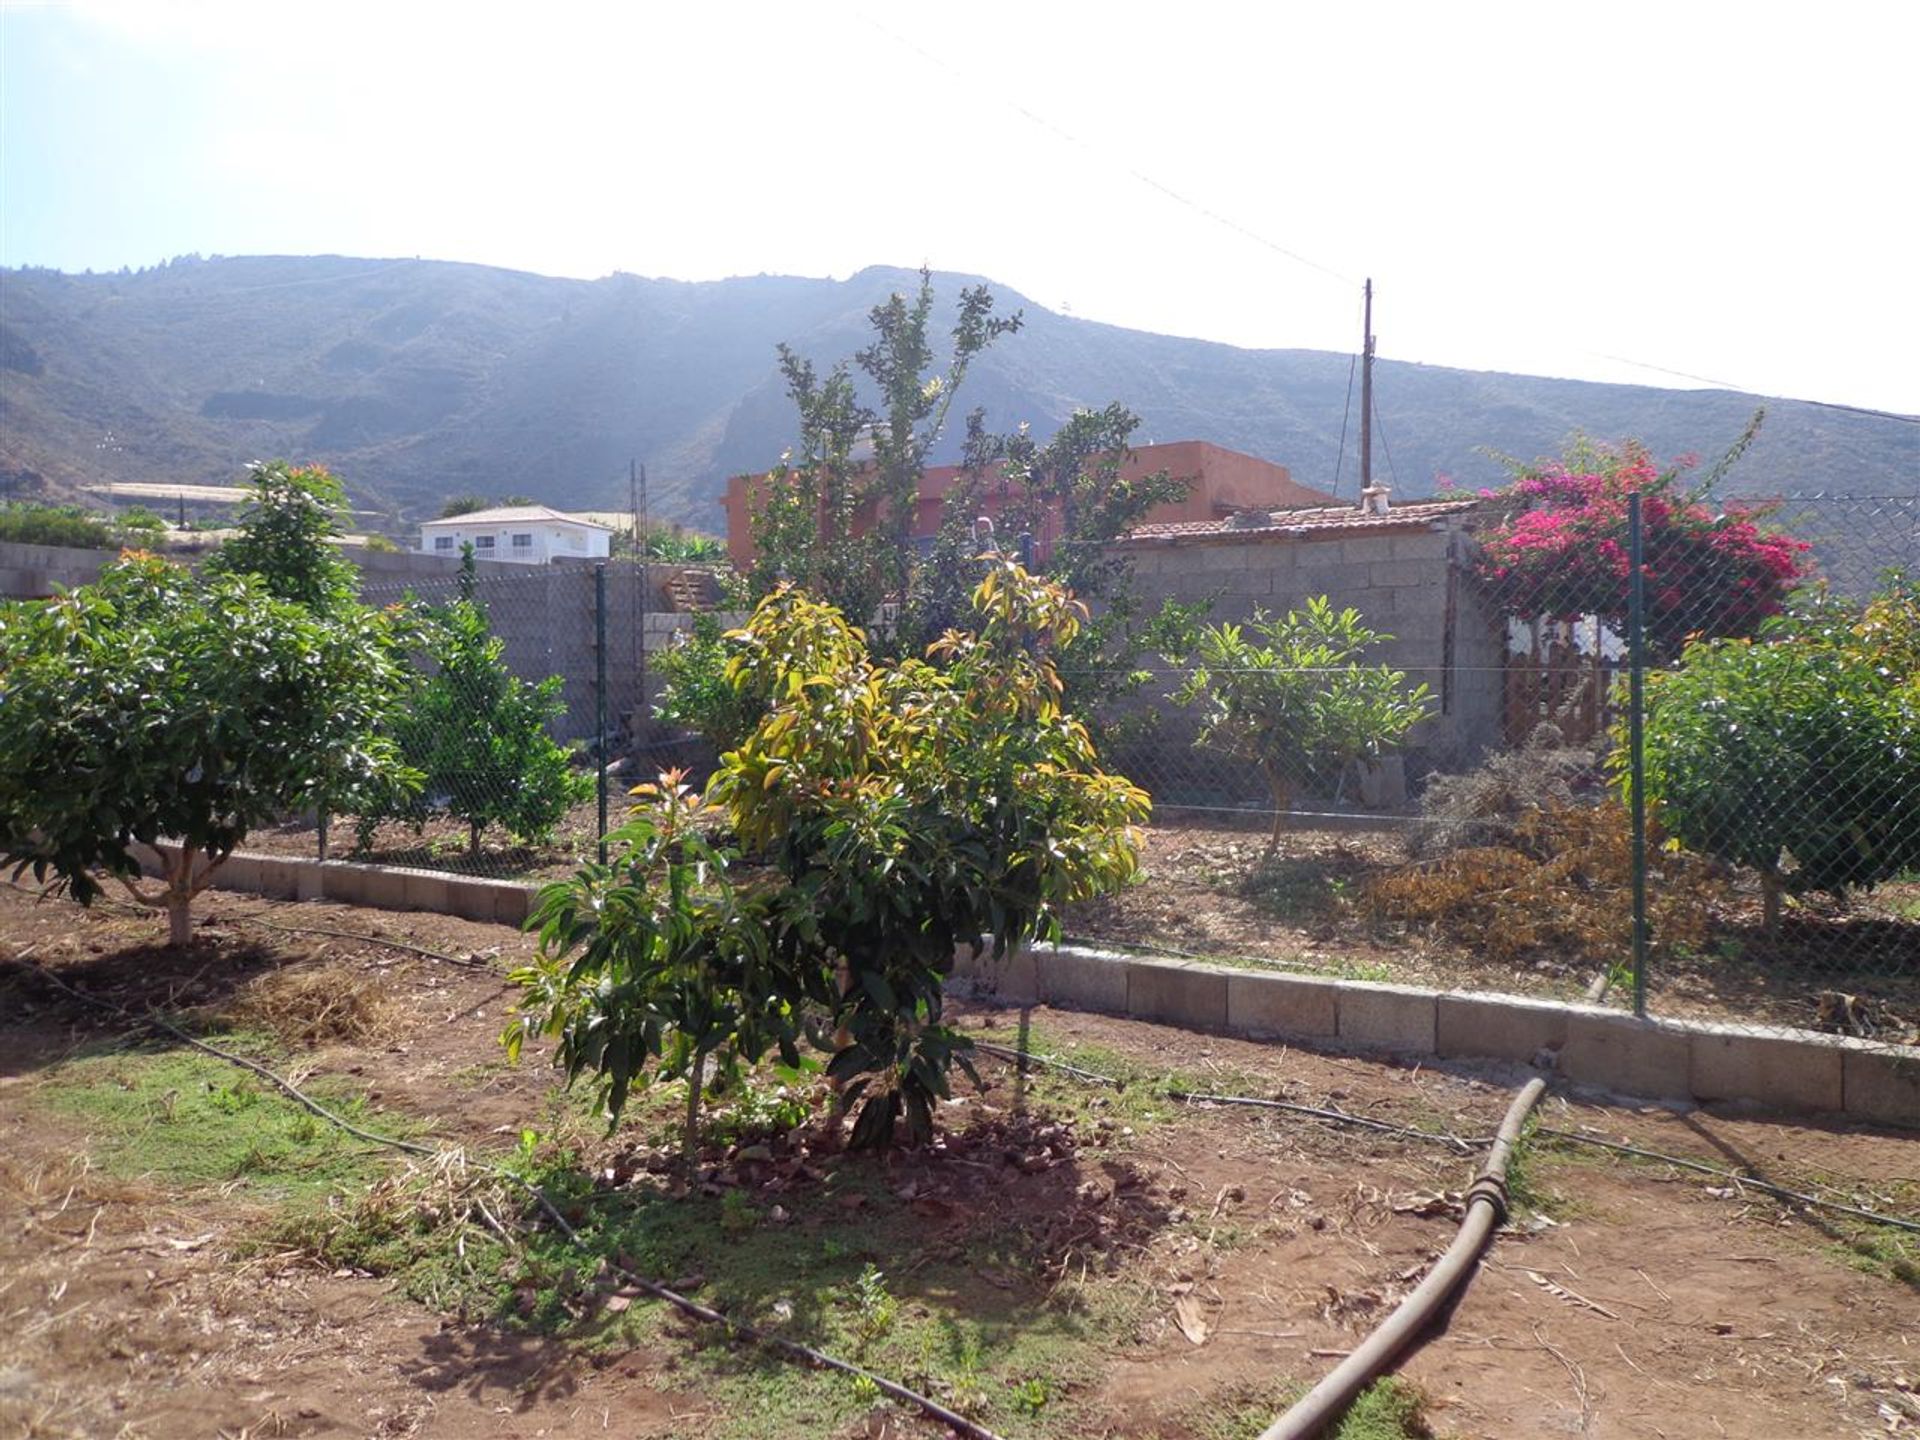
1 882 1914 1439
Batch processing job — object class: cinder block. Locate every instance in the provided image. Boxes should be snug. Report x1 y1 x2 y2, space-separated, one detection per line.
1843 1044 1920 1130
1200 543 1254 573
1559 1010 1690 1100
257 858 303 900
211 853 263 894
1036 947 1131 1014
1436 991 1568 1063
492 881 534 929
402 870 451 914
294 859 325 902
1127 958 1229 1030
1336 981 1437 1054
353 865 409 912
1390 531 1452 561
969 947 1040 1003
1689 1024 1844 1113
1227 970 1338 1038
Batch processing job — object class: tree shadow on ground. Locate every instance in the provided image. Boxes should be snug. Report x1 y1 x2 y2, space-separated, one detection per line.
0 933 302 1078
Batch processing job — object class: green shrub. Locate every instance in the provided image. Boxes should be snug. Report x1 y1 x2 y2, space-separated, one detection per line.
0 502 114 549
1625 578 1920 930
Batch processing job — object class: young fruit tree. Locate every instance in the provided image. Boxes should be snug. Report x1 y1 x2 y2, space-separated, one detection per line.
0 553 415 944
506 772 795 1183
355 558 591 857
510 560 1149 1152
1624 577 1920 933
1171 596 1431 859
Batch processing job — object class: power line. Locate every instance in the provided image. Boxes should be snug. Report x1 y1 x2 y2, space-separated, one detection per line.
854 11 1356 289
1329 349 1357 498
1373 393 1399 489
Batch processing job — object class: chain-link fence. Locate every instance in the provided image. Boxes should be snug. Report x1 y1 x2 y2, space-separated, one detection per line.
247 558 727 885
1075 491 1918 1045
270 494 1917 1045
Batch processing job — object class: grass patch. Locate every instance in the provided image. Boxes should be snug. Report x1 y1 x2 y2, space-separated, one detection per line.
968 1020 1246 1132
1820 1221 1919 1289
290 1138 1145 1438
39 1038 406 1206
1200 1376 1431 1440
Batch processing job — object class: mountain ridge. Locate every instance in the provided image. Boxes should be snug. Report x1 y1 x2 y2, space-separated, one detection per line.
2 255 1912 528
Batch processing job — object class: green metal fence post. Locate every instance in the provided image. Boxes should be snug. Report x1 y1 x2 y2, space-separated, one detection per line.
1628 491 1649 1018
595 563 609 866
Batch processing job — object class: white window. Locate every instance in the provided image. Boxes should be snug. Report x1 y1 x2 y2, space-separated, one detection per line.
474 535 496 551
511 532 533 550
433 535 454 551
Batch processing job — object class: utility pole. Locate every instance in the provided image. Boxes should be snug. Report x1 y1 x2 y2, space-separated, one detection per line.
633 460 648 760
1358 277 1374 505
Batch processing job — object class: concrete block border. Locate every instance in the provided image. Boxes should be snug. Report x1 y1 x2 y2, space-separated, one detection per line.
154 849 1913 1130
139 844 535 928
960 943 1914 1132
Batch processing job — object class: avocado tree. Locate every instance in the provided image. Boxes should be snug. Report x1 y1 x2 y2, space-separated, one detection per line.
1171 596 1431 859
507 771 796 1182
0 553 414 944
711 560 1149 1147
206 460 361 615
511 560 1149 1151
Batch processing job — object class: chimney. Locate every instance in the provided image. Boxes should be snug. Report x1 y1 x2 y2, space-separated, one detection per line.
1359 482 1392 516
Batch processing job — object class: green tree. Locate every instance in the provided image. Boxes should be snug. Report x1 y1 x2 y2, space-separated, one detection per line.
513 560 1148 1152
746 268 1021 628
506 772 798 1181
360 556 592 857
0 554 414 944
1171 596 1431 858
712 560 1149 1147
205 460 360 615
1624 579 1920 932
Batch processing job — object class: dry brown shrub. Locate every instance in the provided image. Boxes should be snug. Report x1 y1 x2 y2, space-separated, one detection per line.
223 964 394 1046
1370 802 1728 970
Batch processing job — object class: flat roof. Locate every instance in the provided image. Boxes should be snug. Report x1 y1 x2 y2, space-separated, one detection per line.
419 506 614 530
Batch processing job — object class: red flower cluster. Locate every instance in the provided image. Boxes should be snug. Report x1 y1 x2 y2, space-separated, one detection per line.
1475 440 1809 656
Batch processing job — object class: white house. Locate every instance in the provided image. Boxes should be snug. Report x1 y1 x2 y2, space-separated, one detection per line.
417 506 614 565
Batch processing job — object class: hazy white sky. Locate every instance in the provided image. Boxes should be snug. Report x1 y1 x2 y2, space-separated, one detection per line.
3 0 1916 413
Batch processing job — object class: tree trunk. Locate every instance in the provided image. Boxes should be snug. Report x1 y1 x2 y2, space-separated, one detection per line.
469 819 482 859
682 1049 707 1189
316 811 330 863
1262 767 1291 862
167 891 193 947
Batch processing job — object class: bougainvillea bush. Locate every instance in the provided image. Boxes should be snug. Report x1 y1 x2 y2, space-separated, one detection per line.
1473 433 1808 657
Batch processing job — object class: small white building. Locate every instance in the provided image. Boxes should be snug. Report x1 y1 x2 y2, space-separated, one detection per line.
417 506 614 565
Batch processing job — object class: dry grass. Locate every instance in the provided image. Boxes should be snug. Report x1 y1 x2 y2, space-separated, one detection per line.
220 964 395 1046
1369 802 1728 971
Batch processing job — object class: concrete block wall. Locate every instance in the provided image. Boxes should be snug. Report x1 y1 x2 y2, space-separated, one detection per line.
147 853 1915 1130
956 942 1915 1131
1122 517 1508 782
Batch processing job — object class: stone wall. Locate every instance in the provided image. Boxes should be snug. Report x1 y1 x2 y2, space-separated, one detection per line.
1 540 725 749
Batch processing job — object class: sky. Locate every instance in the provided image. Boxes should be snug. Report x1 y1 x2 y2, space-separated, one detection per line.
2 0 1917 415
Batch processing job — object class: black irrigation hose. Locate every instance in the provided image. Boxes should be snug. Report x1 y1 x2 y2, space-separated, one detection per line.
1261 1077 1549 1440
15 954 1009 1440
1167 1090 1480 1153
973 1039 1129 1090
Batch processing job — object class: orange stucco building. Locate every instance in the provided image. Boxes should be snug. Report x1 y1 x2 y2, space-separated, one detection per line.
719 439 1332 569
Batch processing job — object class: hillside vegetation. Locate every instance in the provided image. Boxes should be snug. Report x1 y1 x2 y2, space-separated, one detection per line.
2 255 1912 527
